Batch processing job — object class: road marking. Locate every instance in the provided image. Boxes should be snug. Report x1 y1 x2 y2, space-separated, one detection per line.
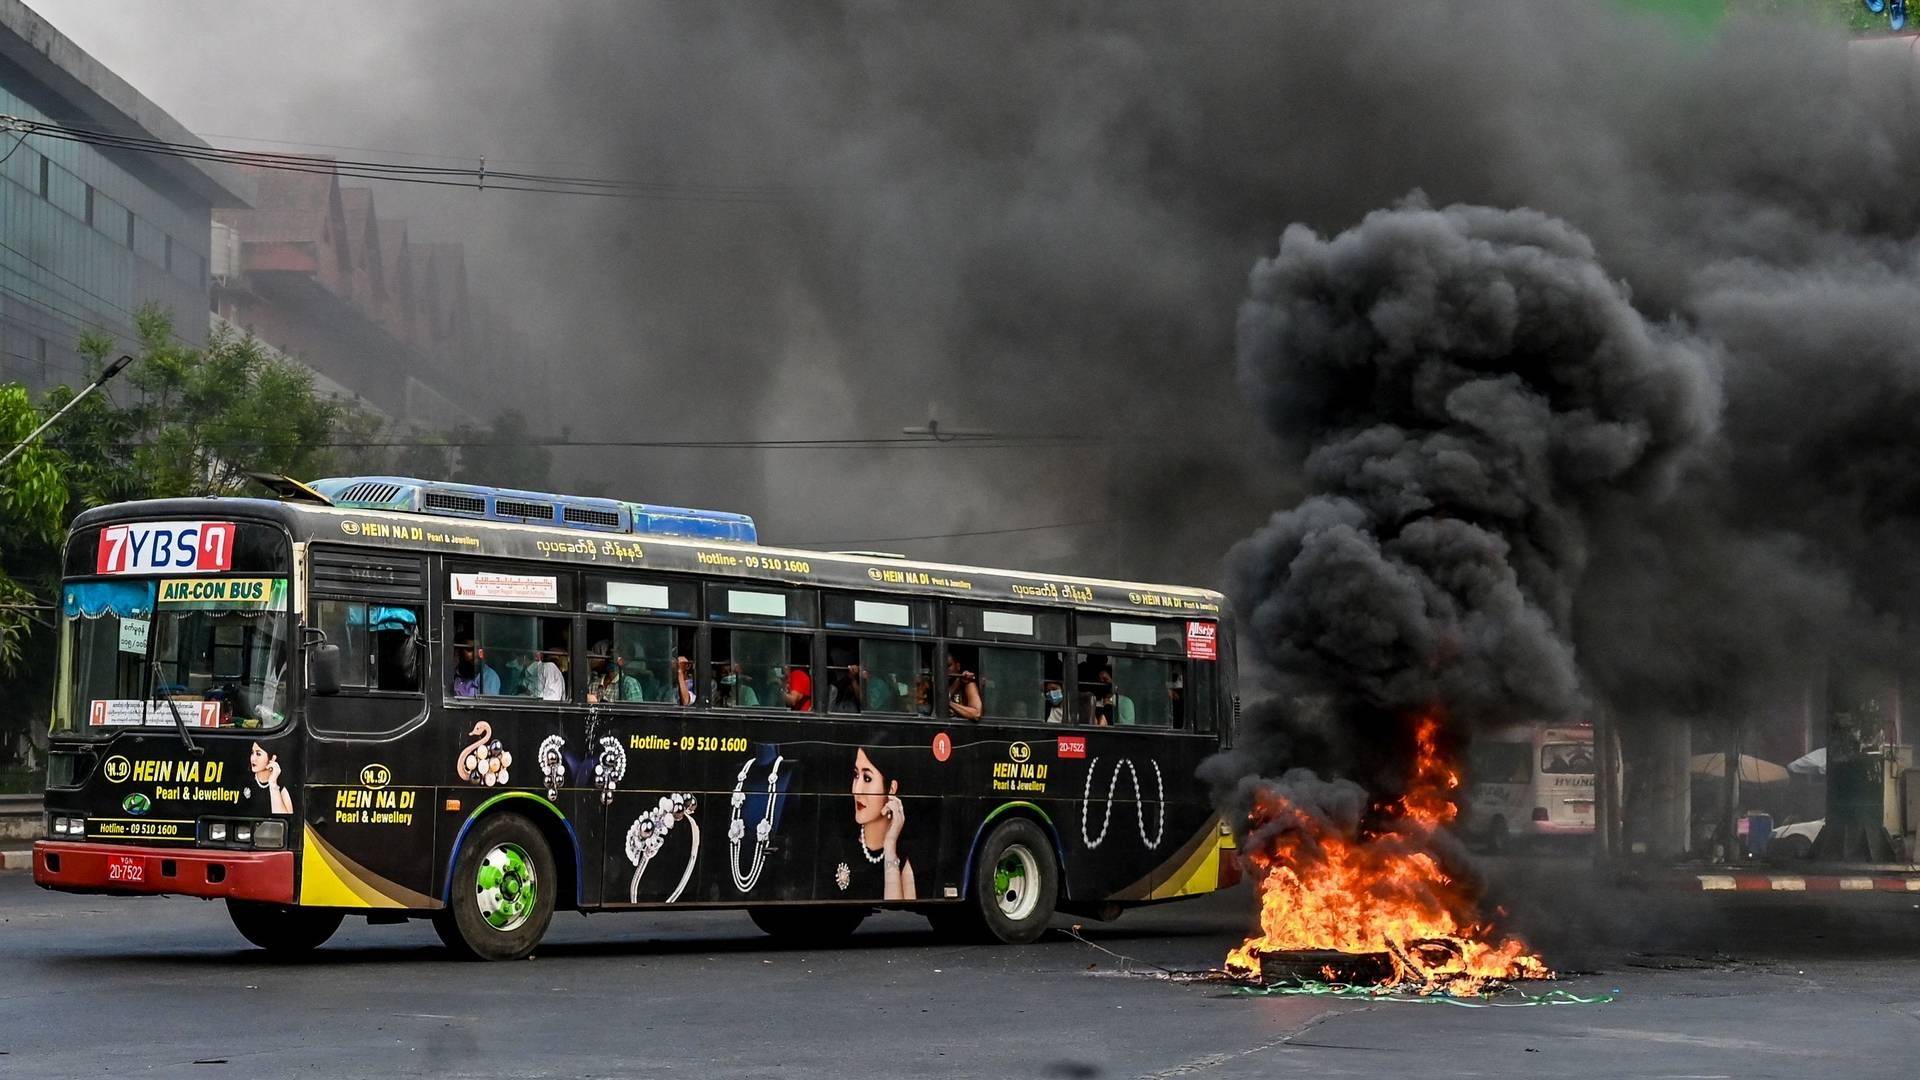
1839 877 1874 891
1697 875 1736 890
1768 877 1806 891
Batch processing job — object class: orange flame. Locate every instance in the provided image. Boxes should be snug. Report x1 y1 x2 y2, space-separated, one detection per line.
1224 714 1551 994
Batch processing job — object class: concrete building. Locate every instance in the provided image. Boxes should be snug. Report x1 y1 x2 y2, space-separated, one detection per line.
0 0 248 388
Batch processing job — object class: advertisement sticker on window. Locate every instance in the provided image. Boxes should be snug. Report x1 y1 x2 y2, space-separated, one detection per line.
88 699 221 727
1185 621 1218 661
450 572 558 604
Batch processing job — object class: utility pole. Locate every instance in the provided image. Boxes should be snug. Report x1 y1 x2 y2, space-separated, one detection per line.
0 354 133 473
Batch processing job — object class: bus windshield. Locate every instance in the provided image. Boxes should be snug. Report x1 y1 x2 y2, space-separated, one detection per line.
55 577 293 734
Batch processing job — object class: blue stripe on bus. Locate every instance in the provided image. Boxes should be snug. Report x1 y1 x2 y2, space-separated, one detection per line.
961 801 1070 900
442 791 585 907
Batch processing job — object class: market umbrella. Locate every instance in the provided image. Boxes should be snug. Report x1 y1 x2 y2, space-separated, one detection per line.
1787 747 1826 776
1688 753 1790 785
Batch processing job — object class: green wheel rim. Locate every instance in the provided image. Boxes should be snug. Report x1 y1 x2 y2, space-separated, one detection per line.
993 843 1040 921
474 842 537 933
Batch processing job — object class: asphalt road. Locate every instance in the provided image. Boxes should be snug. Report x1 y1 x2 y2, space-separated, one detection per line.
2 861 1919 1079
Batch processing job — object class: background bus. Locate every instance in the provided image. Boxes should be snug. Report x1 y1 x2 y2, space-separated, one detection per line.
1464 723 1595 851
34 477 1239 960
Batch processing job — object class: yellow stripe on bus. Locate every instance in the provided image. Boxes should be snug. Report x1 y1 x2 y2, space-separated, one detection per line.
299 824 407 908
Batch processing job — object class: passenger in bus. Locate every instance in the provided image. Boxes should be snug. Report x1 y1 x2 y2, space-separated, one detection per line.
712 662 760 707
783 666 814 712
826 647 864 713
451 641 501 698
586 643 642 704
1044 679 1066 723
945 653 983 721
530 645 569 702
668 655 696 706
910 674 934 717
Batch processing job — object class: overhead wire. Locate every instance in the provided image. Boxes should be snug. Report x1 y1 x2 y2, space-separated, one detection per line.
5 116 783 203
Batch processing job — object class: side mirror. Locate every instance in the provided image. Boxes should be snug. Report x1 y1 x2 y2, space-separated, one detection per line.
310 642 343 696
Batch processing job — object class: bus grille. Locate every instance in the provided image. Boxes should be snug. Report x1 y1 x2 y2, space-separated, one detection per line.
424 491 486 515
495 498 556 520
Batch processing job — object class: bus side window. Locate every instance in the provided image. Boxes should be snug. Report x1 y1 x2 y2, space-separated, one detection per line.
825 635 932 716
711 628 812 711
974 647 1065 723
312 601 419 693
586 619 696 706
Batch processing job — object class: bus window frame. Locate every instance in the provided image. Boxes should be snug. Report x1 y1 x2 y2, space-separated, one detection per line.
1071 611 1214 734
308 596 427 699
822 592 939 719
582 614 702 710
442 602 584 708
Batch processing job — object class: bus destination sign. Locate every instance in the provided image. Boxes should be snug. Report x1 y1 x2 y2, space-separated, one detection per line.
96 521 236 575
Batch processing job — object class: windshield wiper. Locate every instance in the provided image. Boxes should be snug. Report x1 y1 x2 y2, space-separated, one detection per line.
137 627 200 755
151 659 200 755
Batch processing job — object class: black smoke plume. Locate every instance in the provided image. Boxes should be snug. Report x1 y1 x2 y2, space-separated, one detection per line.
1221 200 1720 793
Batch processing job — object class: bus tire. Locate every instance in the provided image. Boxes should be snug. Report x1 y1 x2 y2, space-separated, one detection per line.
226 899 343 955
748 904 869 943
969 818 1060 945
433 813 556 962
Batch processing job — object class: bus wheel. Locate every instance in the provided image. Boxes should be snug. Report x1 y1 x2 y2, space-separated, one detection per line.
748 904 869 944
970 818 1060 945
433 814 556 961
226 899 343 955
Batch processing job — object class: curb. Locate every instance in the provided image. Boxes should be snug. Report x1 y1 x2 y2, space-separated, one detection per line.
0 849 32 871
1688 873 1920 893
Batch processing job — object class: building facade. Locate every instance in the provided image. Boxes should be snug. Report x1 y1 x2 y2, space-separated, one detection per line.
0 0 247 388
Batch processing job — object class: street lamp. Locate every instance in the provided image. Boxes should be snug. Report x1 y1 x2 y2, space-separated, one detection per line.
0 354 132 473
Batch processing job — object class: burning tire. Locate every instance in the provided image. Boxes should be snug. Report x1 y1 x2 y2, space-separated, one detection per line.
433 813 556 961
226 899 344 955
748 904 870 943
953 818 1059 945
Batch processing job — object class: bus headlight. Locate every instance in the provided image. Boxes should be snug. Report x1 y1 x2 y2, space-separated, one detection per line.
50 815 85 836
252 820 286 850
234 824 253 845
208 823 228 842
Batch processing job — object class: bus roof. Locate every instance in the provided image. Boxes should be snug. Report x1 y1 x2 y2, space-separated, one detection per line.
70 496 1228 619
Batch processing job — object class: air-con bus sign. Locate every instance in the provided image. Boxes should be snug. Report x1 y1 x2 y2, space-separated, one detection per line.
96 522 235 575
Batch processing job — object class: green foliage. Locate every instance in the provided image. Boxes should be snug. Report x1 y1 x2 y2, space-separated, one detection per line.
0 383 68 675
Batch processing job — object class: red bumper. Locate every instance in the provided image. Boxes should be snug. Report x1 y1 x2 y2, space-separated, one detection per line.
33 841 294 903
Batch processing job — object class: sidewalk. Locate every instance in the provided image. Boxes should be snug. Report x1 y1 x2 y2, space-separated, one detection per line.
0 848 31 871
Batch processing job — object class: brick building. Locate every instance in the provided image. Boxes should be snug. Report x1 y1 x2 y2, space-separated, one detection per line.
210 159 519 432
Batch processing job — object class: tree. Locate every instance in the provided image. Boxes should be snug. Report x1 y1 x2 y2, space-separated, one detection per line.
449 409 552 490
0 383 67 675
0 303 477 775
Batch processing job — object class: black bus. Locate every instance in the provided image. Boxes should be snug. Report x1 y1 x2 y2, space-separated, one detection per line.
35 477 1239 960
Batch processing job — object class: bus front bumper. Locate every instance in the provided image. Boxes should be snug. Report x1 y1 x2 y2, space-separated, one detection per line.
32 841 294 903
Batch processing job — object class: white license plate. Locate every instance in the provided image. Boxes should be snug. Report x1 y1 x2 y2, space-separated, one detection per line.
107 855 146 884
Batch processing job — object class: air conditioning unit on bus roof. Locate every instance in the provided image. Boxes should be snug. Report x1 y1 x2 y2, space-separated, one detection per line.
306 476 758 545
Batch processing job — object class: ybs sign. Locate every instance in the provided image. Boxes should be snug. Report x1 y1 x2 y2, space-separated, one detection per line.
96 522 235 575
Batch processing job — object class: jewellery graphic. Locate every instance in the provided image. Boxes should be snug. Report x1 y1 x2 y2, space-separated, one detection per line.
592 736 626 805
834 863 851 892
858 835 887 864
457 721 513 787
537 735 566 801
727 754 785 893
1081 757 1165 850
626 792 699 903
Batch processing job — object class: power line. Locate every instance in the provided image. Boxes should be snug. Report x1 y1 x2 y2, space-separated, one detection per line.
5 117 784 203
791 518 1115 548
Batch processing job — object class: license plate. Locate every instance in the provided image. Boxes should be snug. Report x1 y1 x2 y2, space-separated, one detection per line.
107 855 146 884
